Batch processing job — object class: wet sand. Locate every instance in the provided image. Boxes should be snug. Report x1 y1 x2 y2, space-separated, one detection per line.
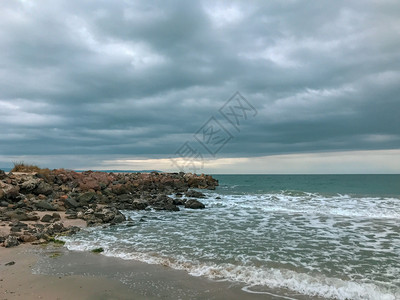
0 244 305 300
0 245 147 300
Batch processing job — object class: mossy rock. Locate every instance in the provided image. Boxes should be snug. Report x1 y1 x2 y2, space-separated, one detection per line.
91 247 104 253
47 238 65 245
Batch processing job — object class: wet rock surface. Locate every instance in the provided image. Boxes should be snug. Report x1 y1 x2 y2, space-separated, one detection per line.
0 169 217 247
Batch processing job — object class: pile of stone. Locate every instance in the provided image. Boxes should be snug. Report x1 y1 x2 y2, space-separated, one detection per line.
0 169 218 247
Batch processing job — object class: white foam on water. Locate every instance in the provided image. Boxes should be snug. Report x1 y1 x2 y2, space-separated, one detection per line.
61 240 399 300
59 190 400 300
204 192 400 220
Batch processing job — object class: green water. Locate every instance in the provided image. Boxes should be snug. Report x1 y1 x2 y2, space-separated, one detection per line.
213 174 400 197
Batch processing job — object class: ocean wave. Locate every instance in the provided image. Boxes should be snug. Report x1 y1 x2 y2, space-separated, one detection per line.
61 241 398 300
202 192 400 220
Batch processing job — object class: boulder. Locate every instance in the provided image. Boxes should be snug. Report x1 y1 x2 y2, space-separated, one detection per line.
0 182 20 201
185 190 206 198
41 214 54 223
20 234 37 243
173 198 186 206
77 192 97 205
63 197 79 208
52 212 61 220
0 169 6 180
35 200 57 211
5 209 38 221
4 235 20 248
131 199 148 210
20 178 40 192
185 199 205 209
34 181 53 195
112 213 126 224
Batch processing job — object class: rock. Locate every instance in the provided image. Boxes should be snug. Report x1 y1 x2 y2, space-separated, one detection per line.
0 182 20 201
5 210 34 221
0 169 6 180
66 213 77 219
84 208 94 215
20 178 40 192
20 234 37 243
26 212 40 221
63 197 79 208
131 199 148 210
112 213 126 224
5 261 15 266
216 196 221 200
34 181 53 195
173 198 186 205
52 212 61 220
41 214 54 223
77 192 97 205
4 235 20 248
10 221 28 233
185 199 205 209
44 222 65 236
185 190 206 198
31 238 47 245
36 200 57 211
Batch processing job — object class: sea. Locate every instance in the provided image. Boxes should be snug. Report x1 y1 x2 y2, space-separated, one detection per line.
60 174 400 300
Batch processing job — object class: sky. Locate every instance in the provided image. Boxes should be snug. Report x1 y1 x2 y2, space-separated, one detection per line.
0 0 399 174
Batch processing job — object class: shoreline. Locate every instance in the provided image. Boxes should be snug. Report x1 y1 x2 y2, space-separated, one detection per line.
0 243 299 300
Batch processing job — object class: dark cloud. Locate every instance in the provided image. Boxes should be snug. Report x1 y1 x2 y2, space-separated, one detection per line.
0 0 399 169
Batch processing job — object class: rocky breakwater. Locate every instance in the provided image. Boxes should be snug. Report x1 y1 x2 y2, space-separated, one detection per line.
0 169 218 247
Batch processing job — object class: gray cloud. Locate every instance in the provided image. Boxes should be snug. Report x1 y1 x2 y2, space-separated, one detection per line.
1 0 399 169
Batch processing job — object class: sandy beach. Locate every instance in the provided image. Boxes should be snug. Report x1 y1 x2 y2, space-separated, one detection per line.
0 244 294 300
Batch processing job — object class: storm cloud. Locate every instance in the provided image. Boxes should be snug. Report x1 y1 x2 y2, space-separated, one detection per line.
0 0 399 171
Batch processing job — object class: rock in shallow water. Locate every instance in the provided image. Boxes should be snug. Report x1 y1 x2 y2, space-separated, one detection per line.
184 199 205 209
185 190 206 198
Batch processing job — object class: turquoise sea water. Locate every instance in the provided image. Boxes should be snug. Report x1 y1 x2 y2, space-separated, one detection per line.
62 175 400 299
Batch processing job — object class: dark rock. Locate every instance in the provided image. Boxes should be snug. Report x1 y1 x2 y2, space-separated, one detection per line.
63 197 80 208
185 199 205 209
216 196 221 200
117 194 132 203
5 261 15 266
5 210 33 221
131 199 148 210
4 235 20 248
185 190 206 198
77 192 97 205
41 214 54 223
34 181 53 196
112 213 126 224
173 198 186 205
10 226 22 232
65 213 77 219
0 182 20 201
44 222 65 236
20 178 40 192
36 200 57 211
153 203 180 211
0 169 6 180
52 212 61 220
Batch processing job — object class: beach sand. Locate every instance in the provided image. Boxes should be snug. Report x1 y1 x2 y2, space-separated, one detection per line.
0 244 298 300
